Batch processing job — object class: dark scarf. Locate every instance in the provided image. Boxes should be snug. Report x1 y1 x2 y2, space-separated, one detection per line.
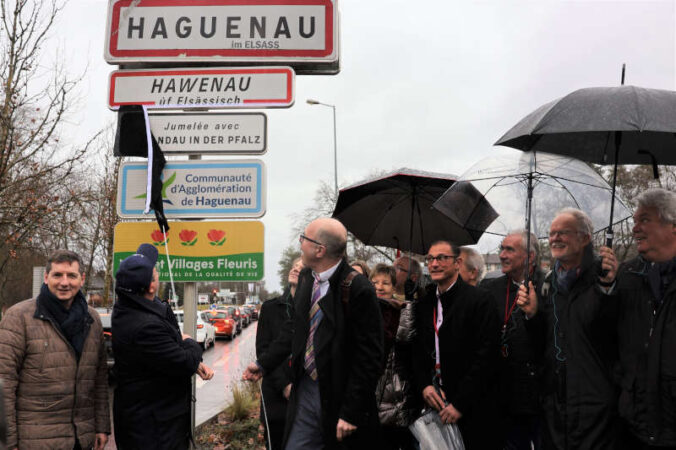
553 261 579 295
39 283 89 360
648 257 676 306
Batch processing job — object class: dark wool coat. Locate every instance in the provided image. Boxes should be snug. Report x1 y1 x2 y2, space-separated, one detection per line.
112 289 202 450
527 246 619 450
257 260 384 449
614 256 676 447
480 272 545 417
256 289 294 448
412 276 502 450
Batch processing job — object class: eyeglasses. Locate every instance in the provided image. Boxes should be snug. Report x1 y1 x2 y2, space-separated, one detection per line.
299 234 324 247
424 254 457 264
548 229 579 239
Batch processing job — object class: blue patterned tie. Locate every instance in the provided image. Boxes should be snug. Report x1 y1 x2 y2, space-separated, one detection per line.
304 274 323 380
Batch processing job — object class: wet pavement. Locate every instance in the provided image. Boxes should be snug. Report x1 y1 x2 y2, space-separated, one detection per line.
105 321 258 449
197 321 258 425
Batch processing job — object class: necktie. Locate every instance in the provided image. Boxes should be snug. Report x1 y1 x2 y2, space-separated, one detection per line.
304 275 323 380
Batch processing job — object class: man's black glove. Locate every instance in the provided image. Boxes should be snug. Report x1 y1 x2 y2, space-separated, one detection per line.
404 279 417 300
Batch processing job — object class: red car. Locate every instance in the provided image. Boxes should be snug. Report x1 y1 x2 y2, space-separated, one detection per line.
203 310 237 340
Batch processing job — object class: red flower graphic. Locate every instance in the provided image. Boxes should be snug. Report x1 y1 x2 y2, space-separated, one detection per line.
150 230 167 246
207 229 226 246
179 229 198 246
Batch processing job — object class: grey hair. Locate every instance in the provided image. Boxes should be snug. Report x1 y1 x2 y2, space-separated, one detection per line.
507 229 540 267
459 247 486 281
556 208 593 237
636 188 676 224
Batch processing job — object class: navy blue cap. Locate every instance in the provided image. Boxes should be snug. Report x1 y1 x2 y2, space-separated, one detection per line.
116 243 158 294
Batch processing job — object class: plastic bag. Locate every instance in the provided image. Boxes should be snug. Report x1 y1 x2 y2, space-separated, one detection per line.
409 408 465 450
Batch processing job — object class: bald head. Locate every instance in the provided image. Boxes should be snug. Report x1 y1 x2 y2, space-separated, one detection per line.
301 218 347 271
313 218 347 259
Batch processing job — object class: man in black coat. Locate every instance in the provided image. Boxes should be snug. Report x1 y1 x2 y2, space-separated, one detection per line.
412 239 502 450
256 257 304 450
518 208 619 450
612 188 676 450
112 244 214 450
480 231 544 450
244 217 384 449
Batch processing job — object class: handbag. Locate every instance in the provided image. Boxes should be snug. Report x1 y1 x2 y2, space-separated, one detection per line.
409 408 465 450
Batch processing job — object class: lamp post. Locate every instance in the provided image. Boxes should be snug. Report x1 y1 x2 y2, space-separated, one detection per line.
306 99 338 195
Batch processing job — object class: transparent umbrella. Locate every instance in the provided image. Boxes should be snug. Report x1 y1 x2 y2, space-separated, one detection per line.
433 152 632 275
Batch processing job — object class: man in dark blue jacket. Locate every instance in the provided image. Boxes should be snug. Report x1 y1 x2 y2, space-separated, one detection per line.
112 244 213 450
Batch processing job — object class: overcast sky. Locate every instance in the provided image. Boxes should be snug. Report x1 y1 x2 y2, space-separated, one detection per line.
52 0 675 292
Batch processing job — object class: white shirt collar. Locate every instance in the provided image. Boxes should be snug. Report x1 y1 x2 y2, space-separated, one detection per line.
314 260 341 283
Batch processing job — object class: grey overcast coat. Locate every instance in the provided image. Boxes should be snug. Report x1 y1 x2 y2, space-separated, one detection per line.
0 297 110 450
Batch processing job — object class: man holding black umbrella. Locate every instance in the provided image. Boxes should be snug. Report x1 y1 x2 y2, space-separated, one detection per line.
612 188 676 450
517 208 619 450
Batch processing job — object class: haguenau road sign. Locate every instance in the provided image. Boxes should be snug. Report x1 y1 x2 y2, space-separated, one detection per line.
104 0 338 73
148 112 267 154
108 66 295 109
117 159 266 218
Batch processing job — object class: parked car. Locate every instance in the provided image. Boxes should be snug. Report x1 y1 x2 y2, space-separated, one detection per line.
174 309 216 350
94 307 115 383
203 310 237 340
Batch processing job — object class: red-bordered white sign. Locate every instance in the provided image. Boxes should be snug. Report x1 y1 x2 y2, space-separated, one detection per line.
104 0 337 65
108 66 295 110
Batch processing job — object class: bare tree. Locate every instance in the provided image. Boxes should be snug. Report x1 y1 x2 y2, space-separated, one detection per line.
0 0 97 307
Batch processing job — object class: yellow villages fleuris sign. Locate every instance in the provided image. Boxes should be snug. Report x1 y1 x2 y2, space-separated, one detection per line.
113 221 263 282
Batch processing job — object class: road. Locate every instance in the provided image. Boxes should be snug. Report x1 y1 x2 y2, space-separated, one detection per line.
197 320 258 425
105 321 258 449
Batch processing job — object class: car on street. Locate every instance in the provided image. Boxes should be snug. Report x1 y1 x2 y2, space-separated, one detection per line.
221 305 242 334
240 307 251 327
175 309 216 350
94 307 114 382
202 310 237 340
242 305 257 322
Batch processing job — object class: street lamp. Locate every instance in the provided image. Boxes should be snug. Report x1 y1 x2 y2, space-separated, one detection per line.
306 99 338 194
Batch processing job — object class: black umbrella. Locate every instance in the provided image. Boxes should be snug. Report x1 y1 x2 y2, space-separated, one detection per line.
495 83 676 245
332 168 492 255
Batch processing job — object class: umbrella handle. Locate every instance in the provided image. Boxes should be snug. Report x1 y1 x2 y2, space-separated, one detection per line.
605 230 613 248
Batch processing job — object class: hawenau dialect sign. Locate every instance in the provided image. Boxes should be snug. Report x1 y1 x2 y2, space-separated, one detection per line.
104 0 338 72
117 159 266 218
113 221 264 282
108 66 294 109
